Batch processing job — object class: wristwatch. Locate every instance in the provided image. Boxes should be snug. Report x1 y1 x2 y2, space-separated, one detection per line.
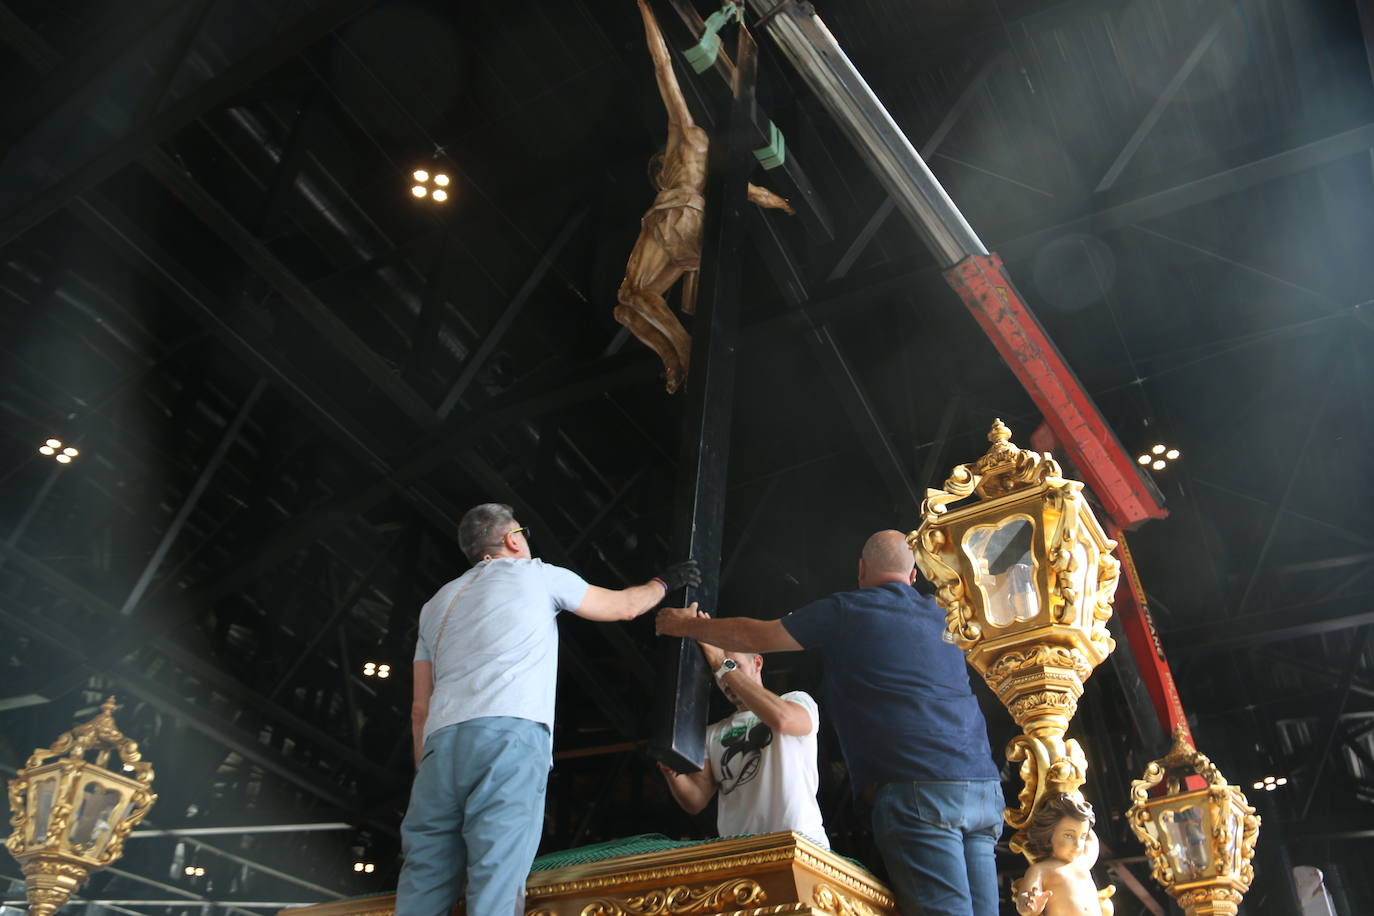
713 658 738 679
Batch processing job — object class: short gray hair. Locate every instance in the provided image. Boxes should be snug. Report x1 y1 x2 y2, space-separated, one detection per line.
458 503 517 564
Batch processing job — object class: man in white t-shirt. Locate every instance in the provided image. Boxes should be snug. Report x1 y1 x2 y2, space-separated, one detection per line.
396 503 699 916
659 628 829 848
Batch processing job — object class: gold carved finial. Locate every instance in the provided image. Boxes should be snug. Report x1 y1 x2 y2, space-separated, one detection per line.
989 419 1011 443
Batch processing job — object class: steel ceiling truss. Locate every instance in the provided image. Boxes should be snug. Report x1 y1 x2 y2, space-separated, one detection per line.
0 0 378 248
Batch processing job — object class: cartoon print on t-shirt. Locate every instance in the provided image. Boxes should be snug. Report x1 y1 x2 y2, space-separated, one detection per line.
717 718 773 794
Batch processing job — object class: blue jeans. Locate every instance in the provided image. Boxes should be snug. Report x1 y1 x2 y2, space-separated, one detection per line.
395 717 551 916
870 779 1004 916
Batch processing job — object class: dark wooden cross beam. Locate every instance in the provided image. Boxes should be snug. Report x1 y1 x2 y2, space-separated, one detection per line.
650 20 760 773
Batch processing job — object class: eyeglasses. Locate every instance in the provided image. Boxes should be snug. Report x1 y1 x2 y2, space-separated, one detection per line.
508 526 531 541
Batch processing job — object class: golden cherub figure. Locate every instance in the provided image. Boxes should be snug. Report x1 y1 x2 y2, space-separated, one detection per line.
1013 793 1115 916
619 0 793 393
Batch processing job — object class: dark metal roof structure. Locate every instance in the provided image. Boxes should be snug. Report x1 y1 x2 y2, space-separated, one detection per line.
2 0 1372 912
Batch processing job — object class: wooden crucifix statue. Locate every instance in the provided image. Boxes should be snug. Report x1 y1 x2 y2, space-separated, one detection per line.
617 0 794 394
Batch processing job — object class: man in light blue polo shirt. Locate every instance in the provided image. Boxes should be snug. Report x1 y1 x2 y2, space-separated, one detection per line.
396 502 698 916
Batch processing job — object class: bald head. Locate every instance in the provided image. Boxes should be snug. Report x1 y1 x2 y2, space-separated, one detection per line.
858 530 917 588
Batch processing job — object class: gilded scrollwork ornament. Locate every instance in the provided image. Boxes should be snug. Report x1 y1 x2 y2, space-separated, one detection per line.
810 882 884 916
580 878 766 916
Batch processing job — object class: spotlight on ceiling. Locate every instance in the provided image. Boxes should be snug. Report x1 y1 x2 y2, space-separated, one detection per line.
409 167 451 203
354 862 375 874
1252 775 1287 792
39 438 79 464
1137 443 1181 473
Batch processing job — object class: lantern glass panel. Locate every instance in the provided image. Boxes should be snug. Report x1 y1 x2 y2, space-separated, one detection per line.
29 773 59 844
69 781 127 855
963 516 1039 627
1160 802 1212 881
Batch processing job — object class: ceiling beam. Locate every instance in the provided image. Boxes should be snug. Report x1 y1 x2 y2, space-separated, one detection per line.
0 0 184 146
0 603 374 818
1192 476 1374 551
437 207 590 418
1254 649 1374 700
142 152 442 431
0 542 403 789
119 379 265 616
1128 224 1344 314
1300 626 1372 818
748 209 921 510
1232 334 1343 616
1167 592 1374 656
0 0 376 248
1094 11 1227 192
997 120 1374 263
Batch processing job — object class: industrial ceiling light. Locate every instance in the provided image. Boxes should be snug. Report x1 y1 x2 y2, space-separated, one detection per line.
353 862 375 873
39 438 80 464
362 662 390 678
410 166 451 203
1251 775 1287 792
183 865 206 877
1137 443 1181 472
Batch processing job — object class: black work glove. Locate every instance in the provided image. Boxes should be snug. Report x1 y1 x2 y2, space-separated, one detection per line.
657 559 702 591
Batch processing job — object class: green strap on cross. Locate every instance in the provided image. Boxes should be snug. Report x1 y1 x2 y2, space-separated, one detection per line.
752 120 786 169
680 4 788 170
682 3 742 73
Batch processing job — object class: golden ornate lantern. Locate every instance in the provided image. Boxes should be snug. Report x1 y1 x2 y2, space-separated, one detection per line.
5 697 157 916
908 420 1120 847
1127 728 1260 916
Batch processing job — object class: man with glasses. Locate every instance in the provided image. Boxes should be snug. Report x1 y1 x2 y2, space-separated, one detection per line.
397 502 699 916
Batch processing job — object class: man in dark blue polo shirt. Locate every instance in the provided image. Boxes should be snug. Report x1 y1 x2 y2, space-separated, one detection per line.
657 529 1003 916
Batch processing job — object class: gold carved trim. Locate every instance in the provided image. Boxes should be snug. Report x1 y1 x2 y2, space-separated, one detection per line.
791 849 892 907
533 850 791 898
580 878 765 916
810 882 883 916
529 833 877 901
1006 689 1079 725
